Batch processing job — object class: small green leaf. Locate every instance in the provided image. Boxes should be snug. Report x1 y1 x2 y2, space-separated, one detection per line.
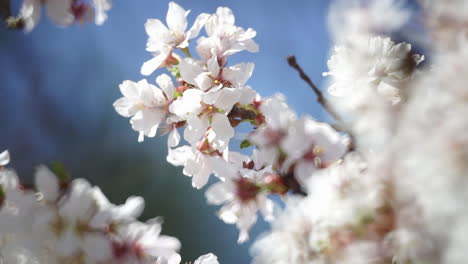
240 139 252 149
52 162 70 183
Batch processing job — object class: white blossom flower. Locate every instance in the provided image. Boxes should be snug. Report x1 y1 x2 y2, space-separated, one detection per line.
179 54 254 91
141 2 209 75
19 0 74 32
205 151 275 243
281 117 348 185
167 145 226 189
197 7 259 65
324 36 423 111
114 218 181 262
328 0 411 44
114 75 176 142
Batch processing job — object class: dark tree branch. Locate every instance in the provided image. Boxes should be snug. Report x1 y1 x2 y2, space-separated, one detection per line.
287 55 355 151
287 55 344 124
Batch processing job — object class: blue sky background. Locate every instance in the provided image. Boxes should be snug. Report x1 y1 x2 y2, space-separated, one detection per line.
0 0 333 263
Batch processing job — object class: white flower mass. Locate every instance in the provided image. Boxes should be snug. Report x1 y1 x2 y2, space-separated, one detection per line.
4 0 468 263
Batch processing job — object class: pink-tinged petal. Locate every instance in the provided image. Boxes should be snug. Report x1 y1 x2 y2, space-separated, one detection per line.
205 181 234 205
45 0 74 26
166 2 188 33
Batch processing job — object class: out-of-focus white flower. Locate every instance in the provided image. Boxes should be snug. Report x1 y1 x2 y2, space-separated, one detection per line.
141 2 209 75
419 0 468 48
282 117 348 185
205 151 275 243
167 145 226 189
325 36 423 111
114 75 176 142
114 218 181 263
252 155 388 264
197 7 259 65
92 0 112 25
328 0 411 44
20 0 74 32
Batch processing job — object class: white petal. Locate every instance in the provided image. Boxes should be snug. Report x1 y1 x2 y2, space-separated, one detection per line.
179 58 204 85
35 165 60 202
195 73 213 91
184 115 209 145
141 52 170 76
186 13 210 40
205 181 234 205
168 128 181 148
167 146 193 167
223 63 254 87
0 150 10 166
194 253 219 264
145 18 170 38
156 74 175 99
166 2 188 33
92 0 111 25
19 0 41 32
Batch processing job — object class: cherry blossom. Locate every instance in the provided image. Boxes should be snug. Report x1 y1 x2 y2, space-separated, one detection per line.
141 2 209 75
114 75 176 142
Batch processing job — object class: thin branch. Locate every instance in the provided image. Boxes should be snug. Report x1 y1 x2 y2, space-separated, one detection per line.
287 55 355 151
287 55 344 123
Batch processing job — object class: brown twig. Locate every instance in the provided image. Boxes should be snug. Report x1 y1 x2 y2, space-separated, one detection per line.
287 55 344 123
287 55 355 151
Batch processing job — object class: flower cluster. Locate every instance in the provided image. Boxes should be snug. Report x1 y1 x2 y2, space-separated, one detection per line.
114 2 349 243
0 150 218 264
5 0 468 263
18 0 112 32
